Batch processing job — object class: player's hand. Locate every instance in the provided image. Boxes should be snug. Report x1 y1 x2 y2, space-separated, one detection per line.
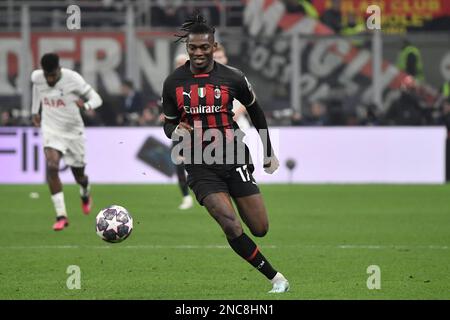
174 122 193 136
76 99 85 109
32 114 41 127
263 154 279 174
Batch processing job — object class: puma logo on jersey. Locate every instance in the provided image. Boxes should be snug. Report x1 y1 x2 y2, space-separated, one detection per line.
183 90 191 99
43 97 66 108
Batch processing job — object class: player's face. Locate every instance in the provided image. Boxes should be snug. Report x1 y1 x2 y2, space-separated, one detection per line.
44 67 61 87
186 33 216 72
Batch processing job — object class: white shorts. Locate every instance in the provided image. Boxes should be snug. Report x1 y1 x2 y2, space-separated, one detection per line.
42 132 86 167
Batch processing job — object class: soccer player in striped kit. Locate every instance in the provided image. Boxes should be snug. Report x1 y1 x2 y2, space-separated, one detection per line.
162 15 289 293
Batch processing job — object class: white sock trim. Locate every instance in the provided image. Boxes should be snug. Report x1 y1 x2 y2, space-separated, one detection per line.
270 272 285 284
51 192 67 218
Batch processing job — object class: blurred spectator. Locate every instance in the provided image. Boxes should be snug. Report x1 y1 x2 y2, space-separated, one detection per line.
303 101 329 126
384 76 428 125
174 53 189 69
359 103 380 126
326 98 346 125
207 0 222 26
341 12 366 47
345 111 359 126
226 2 244 26
440 101 450 131
180 0 220 26
96 93 120 126
73 0 122 28
437 80 450 130
283 0 319 18
138 102 160 126
396 39 425 82
151 0 185 27
320 0 342 33
81 108 103 126
441 79 450 103
1 110 15 126
290 111 303 126
117 79 143 126
162 4 185 27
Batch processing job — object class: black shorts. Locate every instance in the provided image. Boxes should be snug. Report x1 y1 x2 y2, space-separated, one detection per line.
185 164 260 205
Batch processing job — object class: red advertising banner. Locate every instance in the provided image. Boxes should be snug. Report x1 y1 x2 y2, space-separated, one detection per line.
314 0 450 33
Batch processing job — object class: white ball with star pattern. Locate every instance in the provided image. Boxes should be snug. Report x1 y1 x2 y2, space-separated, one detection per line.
95 205 133 243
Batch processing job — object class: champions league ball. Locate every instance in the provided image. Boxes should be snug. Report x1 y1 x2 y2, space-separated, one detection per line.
95 205 133 243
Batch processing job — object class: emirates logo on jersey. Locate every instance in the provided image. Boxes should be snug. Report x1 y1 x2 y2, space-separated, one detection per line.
184 104 222 114
43 97 66 108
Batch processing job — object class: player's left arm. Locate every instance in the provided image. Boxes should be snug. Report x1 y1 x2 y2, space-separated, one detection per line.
246 101 279 174
79 88 103 110
72 72 103 110
235 73 279 174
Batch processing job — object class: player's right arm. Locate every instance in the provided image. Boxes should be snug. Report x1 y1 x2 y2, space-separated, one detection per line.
162 78 192 139
31 72 41 127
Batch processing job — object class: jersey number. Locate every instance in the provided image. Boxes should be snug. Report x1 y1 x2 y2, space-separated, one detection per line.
236 165 251 182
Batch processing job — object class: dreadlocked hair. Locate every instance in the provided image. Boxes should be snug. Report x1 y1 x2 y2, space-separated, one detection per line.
174 13 215 43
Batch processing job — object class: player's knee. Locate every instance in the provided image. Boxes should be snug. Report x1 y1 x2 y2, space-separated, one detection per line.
74 175 86 185
251 223 269 237
224 223 243 239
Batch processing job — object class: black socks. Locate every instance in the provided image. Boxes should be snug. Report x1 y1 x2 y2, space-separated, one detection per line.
228 233 277 280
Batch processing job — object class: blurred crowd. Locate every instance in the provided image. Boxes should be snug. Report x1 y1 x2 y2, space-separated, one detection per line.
2 0 449 31
268 85 450 129
2 76 450 129
0 0 242 29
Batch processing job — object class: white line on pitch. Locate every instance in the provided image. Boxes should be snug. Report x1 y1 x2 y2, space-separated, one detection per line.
337 244 449 250
0 244 277 250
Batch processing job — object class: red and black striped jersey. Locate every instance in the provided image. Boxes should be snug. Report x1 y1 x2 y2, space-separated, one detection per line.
162 60 255 130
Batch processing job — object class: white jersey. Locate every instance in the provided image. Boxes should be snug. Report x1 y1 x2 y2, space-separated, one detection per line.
31 68 93 139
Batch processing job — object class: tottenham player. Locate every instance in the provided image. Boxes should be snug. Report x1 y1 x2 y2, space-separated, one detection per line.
162 15 289 293
31 53 102 231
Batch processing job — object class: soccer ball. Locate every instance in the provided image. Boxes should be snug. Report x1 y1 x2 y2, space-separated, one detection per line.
95 205 133 243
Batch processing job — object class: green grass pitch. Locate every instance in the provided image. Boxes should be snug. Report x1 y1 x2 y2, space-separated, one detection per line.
0 184 449 299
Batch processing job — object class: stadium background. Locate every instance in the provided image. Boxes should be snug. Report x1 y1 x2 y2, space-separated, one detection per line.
1 0 450 184
0 0 450 300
